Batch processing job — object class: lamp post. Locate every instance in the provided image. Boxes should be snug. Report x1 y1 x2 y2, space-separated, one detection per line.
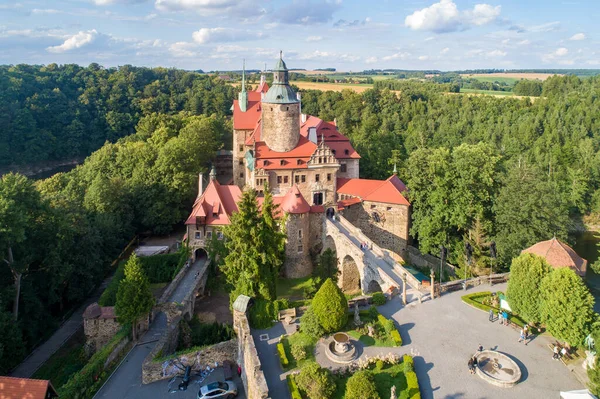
439 245 447 284
464 242 473 290
489 241 497 286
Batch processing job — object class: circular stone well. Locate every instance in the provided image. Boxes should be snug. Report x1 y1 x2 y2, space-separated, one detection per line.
475 350 522 388
323 333 357 364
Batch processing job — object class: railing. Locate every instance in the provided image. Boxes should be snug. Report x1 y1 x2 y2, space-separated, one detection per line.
439 272 510 293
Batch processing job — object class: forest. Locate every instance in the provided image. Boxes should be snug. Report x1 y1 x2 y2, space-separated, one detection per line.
1 65 600 373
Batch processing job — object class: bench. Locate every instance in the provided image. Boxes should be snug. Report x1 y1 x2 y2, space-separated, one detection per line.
278 308 297 322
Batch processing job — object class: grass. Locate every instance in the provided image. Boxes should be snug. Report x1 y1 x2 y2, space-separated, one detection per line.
277 276 314 300
461 291 530 329
331 362 410 399
32 329 87 389
281 332 317 370
343 313 396 347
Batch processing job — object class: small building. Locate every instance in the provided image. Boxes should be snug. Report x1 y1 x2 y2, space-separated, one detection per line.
522 237 587 277
0 376 58 399
83 303 121 354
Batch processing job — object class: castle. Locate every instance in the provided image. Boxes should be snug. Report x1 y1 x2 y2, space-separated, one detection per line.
186 54 411 279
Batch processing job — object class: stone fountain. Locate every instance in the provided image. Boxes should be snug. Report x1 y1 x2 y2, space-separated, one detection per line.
324 332 357 364
475 350 522 388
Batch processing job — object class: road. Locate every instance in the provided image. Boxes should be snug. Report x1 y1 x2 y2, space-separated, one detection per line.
94 256 208 399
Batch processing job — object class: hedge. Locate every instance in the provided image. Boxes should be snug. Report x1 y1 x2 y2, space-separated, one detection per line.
58 326 130 398
406 371 421 399
391 330 402 347
277 342 289 369
461 291 529 328
371 292 386 305
287 374 303 399
377 314 402 346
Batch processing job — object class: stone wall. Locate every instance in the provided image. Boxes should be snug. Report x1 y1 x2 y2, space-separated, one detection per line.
337 159 359 179
283 213 312 278
142 336 237 384
407 245 456 276
341 201 410 258
233 309 269 399
233 128 253 188
261 102 300 152
84 318 121 354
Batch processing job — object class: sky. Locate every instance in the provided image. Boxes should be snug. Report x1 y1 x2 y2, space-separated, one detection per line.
0 0 598 71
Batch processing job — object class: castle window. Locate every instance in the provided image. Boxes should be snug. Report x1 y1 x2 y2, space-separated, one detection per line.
277 176 282 184
217 231 224 240
370 204 376 209
327 173 332 181
239 159 244 165
332 150 336 155
280 160 285 166
301 175 306 183
239 172 244 178
239 145 244 152
319 157 323 163
344 149 350 155
286 107 289 111
264 160 269 166
195 231 202 239
295 175 300 184
284 176 289 184
297 159 302 165
297 245 303 253
340 163 347 173
298 230 303 238
207 231 212 239
387 206 392 211
313 192 323 205
315 174 320 182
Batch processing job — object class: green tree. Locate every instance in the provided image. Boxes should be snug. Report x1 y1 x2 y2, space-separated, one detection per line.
506 253 552 322
345 370 380 399
311 278 347 333
295 361 335 399
115 254 155 339
313 248 339 286
300 307 324 338
540 268 596 346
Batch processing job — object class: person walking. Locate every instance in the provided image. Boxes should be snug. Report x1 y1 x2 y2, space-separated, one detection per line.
489 309 494 322
518 329 525 343
523 324 529 340
502 311 509 326
553 345 560 360
468 357 475 374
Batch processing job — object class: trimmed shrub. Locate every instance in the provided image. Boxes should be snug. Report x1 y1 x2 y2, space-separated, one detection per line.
300 307 325 339
291 343 307 361
287 374 303 399
403 355 414 373
311 279 348 333
248 299 276 329
371 292 386 305
405 371 421 399
277 342 289 369
345 370 380 399
391 330 402 347
296 361 335 399
376 360 384 371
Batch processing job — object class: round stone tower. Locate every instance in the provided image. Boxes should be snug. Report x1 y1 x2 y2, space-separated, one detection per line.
261 52 301 153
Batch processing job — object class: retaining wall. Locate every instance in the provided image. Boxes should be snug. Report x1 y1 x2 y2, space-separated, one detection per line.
233 309 269 399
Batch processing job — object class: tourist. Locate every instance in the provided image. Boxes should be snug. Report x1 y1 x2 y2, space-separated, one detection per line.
471 356 478 374
553 346 560 360
489 309 494 322
478 344 483 352
561 347 568 359
523 324 529 340
518 329 525 343
498 311 504 325
468 357 474 374
502 311 509 326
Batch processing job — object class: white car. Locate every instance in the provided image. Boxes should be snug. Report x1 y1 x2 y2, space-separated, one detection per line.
197 380 237 399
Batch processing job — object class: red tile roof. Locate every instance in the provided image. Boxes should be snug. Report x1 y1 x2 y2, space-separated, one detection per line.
185 180 242 226
255 135 317 159
337 175 410 205
522 237 587 276
280 186 311 214
0 376 57 399
233 91 263 130
337 197 362 208
256 80 269 93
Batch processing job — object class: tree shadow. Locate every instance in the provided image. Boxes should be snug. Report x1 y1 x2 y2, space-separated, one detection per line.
414 355 435 399
399 322 415 345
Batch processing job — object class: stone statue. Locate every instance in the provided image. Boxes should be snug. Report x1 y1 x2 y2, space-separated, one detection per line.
390 385 397 399
586 334 595 353
354 302 362 326
368 324 375 337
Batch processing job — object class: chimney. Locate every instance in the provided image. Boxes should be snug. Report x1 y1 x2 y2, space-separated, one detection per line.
297 92 302 118
210 165 217 181
301 114 307 124
197 173 204 197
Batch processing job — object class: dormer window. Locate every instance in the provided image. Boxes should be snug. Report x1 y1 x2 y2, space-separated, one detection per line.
297 159 302 165
332 150 336 155
344 149 350 155
280 160 285 166
264 160 269 166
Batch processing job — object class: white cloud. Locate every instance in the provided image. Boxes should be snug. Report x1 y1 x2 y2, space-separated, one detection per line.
555 47 569 56
306 36 323 42
169 41 197 57
517 39 530 45
192 27 266 44
487 49 506 57
405 0 500 33
440 47 449 54
542 47 571 63
155 0 265 19
276 0 341 25
365 56 378 64
418 55 429 60
570 33 586 41
382 52 410 61
528 21 560 33
47 30 98 53
424 36 435 41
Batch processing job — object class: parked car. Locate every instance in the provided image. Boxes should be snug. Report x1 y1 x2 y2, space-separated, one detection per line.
197 380 237 399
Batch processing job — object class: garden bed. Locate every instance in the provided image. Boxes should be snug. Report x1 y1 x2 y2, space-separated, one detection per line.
342 309 402 347
279 332 317 370
461 291 530 329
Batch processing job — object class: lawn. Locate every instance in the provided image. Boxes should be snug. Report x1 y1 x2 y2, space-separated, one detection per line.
32 329 87 389
281 332 317 370
331 362 409 399
461 291 531 329
342 312 398 347
277 276 314 300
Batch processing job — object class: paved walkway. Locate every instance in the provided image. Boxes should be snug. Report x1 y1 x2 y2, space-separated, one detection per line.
94 256 208 399
10 276 113 377
379 283 583 399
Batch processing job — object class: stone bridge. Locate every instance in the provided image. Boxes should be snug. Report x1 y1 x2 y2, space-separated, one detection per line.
323 215 423 296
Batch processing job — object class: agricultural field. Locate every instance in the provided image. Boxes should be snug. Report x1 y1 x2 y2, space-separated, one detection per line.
461 72 558 81
459 88 515 96
291 80 374 93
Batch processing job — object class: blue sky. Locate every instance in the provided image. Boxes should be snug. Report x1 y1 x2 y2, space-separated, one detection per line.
0 0 598 71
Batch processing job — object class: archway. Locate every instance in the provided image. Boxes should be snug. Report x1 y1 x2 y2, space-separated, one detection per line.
324 235 337 254
341 255 361 293
326 207 335 219
367 280 382 293
194 248 208 262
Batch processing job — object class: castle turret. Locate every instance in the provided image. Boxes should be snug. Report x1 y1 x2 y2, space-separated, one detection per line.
238 59 248 112
261 52 301 153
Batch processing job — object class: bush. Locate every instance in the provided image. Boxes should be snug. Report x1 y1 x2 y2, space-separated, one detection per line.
506 253 552 323
287 374 303 399
371 292 386 305
368 305 379 320
345 370 380 399
301 307 325 339
184 318 235 349
98 261 126 306
391 330 402 347
291 343 307 361
296 361 335 399
403 355 414 373
248 299 276 329
377 314 395 334
277 342 289 369
405 371 421 399
311 279 348 333
375 360 384 371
